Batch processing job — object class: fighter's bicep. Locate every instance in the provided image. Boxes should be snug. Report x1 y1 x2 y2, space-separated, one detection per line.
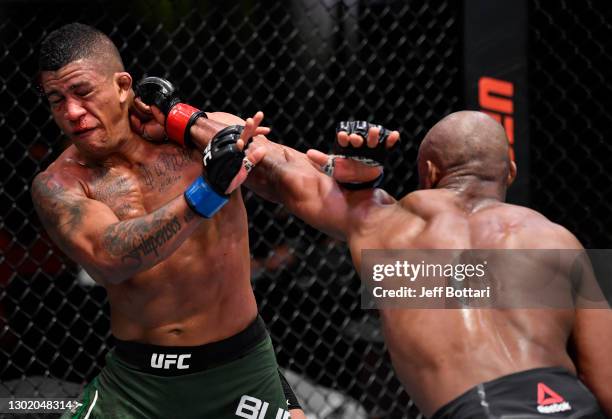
32 172 120 260
61 199 121 252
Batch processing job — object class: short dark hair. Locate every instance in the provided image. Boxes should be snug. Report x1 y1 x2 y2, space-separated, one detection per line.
38 22 124 72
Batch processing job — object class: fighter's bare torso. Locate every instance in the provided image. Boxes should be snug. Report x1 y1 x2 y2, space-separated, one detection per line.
347 188 577 417
43 140 257 346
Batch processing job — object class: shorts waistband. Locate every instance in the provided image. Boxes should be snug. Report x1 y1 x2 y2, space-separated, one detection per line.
431 367 597 419
111 315 268 376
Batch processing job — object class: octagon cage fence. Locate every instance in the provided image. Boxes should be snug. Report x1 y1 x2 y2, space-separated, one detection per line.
1 1 611 418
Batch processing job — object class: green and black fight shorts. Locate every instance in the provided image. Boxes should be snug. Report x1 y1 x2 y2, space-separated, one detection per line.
63 316 301 419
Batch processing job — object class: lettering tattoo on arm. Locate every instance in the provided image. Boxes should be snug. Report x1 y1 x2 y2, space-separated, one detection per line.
101 209 183 269
33 171 190 279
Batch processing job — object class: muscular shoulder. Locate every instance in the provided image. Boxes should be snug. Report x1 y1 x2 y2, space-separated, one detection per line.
32 169 78 198
398 189 455 218
31 149 89 219
352 189 420 228
493 203 583 249
32 152 87 199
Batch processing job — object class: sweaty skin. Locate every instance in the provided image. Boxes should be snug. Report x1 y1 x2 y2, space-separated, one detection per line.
35 143 256 345
250 111 612 417
32 59 259 345
32 48 309 416
349 191 580 416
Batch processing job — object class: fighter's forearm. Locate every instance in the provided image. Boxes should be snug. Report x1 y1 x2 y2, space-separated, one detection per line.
95 195 203 283
186 117 228 151
244 139 350 241
245 139 314 205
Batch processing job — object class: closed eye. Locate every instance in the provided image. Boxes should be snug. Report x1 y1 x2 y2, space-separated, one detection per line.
71 82 94 97
47 95 64 106
75 88 93 97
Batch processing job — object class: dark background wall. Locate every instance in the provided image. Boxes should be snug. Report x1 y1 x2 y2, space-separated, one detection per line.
0 0 610 417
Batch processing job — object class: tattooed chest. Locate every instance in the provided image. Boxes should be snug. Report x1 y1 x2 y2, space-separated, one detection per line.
88 149 200 219
136 149 200 195
90 171 147 219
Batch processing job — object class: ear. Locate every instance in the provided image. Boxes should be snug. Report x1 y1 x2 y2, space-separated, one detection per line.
426 160 440 189
115 72 132 105
507 160 517 186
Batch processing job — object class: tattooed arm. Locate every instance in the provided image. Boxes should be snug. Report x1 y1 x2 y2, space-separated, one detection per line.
31 170 202 284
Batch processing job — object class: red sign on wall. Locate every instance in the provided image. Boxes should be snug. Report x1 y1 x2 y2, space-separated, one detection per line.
479 76 515 161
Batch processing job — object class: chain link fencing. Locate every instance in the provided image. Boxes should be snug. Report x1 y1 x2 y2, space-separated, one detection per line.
4 0 610 418
529 0 612 248
1 1 460 417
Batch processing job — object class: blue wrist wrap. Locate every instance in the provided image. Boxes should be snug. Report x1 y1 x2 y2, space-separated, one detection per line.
184 176 228 218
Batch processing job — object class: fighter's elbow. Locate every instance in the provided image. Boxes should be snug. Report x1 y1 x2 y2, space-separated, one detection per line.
82 246 132 284
82 261 127 285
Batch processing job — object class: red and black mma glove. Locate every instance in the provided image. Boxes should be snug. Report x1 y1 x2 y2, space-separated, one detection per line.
333 120 396 190
134 76 207 148
184 125 249 218
135 77 251 218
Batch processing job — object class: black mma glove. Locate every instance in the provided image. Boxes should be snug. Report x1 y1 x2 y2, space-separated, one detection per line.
202 125 248 195
333 120 396 190
184 125 250 218
134 76 207 147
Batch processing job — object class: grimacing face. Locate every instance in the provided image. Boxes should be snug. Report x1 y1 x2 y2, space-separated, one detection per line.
40 58 131 157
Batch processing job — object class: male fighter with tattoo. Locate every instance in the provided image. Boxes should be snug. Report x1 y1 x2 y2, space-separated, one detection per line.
247 112 611 418
32 23 303 419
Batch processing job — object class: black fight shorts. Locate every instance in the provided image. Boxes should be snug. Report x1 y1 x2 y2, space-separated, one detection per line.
431 367 605 419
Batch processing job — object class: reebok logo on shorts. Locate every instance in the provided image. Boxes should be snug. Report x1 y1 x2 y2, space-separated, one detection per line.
150 353 191 370
536 382 572 414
